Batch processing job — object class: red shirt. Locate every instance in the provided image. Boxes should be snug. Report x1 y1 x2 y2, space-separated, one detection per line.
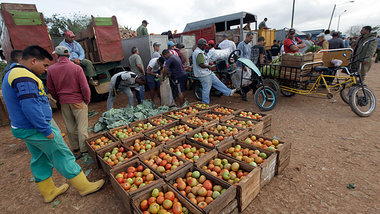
284 37 302 53
47 56 91 104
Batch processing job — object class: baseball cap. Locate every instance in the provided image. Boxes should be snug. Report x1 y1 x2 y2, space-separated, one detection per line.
153 42 161 47
52 46 70 56
288 28 296 35
317 33 325 38
168 41 175 47
142 20 149 24
197 38 207 45
64 30 75 38
208 40 215 45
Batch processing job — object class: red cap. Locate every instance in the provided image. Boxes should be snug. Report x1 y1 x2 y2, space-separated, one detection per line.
64 30 75 38
208 40 215 45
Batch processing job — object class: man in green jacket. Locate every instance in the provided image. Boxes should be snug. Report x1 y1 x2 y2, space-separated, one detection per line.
353 26 377 80
136 20 149 36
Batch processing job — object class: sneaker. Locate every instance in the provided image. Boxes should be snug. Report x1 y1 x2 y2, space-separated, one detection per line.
89 78 99 86
229 89 237 96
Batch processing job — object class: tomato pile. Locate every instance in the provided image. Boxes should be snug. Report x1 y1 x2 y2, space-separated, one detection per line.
213 107 235 114
151 117 174 126
193 103 210 109
144 152 185 175
168 144 207 162
223 144 268 167
169 124 193 134
208 124 241 137
112 127 138 140
183 116 209 126
224 119 255 128
139 188 189 214
190 131 226 147
168 111 188 119
129 138 158 154
201 158 249 184
173 170 227 209
203 113 228 120
148 129 176 144
114 165 156 192
103 146 134 167
89 136 114 150
243 135 282 151
238 111 263 120
131 122 155 132
179 107 199 115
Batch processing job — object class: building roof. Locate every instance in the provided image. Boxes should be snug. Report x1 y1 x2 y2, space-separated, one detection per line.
183 11 257 32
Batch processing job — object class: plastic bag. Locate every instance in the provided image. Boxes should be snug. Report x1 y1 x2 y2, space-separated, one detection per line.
160 78 176 106
231 67 252 90
208 49 231 62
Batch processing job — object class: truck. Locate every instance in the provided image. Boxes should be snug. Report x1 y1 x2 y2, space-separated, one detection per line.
0 3 54 61
177 11 258 46
75 15 124 101
120 35 168 69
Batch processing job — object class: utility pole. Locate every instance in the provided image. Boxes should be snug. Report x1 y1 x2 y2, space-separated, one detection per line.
328 4 336 30
291 0 295 28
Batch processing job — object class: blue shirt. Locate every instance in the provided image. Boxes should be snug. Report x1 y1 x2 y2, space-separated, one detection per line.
237 41 252 67
59 39 85 61
2 65 52 136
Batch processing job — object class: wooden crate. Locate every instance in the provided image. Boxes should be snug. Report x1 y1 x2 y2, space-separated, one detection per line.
321 49 351 67
195 150 261 212
143 126 182 145
210 105 242 115
204 121 248 140
0 91 10 126
160 120 198 136
220 116 263 135
180 115 217 128
281 53 313 67
236 133 291 175
122 134 163 158
109 125 141 143
109 158 164 213
217 140 277 187
189 101 219 111
164 136 215 165
218 199 238 214
148 114 178 126
138 146 192 181
197 110 233 122
85 132 120 168
163 108 198 120
96 142 137 175
186 127 234 150
231 109 271 135
166 164 237 214
131 182 203 214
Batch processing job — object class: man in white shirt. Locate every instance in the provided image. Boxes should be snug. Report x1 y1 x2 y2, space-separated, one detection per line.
218 34 236 54
146 57 164 103
106 71 146 110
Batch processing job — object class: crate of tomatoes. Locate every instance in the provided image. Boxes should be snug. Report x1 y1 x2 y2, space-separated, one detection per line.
97 142 137 175
85 132 119 168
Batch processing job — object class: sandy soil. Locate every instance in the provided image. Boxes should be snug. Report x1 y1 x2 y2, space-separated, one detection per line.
0 61 379 213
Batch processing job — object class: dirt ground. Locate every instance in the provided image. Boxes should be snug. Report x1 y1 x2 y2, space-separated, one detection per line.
1 61 380 214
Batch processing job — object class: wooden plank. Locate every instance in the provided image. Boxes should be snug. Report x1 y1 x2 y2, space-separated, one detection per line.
218 199 238 214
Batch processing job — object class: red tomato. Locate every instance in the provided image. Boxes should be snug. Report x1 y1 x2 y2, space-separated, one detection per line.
117 177 123 184
148 197 156 205
165 191 175 201
136 165 144 172
119 147 125 153
127 167 136 173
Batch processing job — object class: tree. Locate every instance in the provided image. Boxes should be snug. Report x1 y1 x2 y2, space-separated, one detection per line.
345 25 361 37
45 13 90 37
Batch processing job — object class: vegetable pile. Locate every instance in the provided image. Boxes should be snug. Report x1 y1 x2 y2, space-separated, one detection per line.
93 101 177 133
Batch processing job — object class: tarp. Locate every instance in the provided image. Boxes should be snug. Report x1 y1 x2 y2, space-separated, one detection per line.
93 16 124 63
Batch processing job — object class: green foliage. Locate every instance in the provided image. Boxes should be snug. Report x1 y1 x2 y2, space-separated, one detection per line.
305 45 322 53
45 13 90 37
93 100 178 133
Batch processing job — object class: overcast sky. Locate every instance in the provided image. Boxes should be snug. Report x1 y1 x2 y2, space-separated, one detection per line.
3 0 380 34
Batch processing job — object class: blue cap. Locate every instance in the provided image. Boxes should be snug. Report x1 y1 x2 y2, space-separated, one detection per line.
168 41 175 47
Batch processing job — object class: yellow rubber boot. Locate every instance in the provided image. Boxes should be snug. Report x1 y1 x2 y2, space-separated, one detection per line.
69 171 104 196
36 177 69 203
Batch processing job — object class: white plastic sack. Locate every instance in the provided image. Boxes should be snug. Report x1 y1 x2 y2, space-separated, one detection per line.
231 67 252 90
208 49 231 62
160 78 176 107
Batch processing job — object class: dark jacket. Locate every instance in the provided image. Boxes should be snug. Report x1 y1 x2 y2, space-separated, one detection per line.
354 32 377 63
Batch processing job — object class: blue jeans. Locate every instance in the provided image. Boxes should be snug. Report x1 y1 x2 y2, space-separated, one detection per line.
198 73 232 104
135 85 145 103
107 85 135 110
